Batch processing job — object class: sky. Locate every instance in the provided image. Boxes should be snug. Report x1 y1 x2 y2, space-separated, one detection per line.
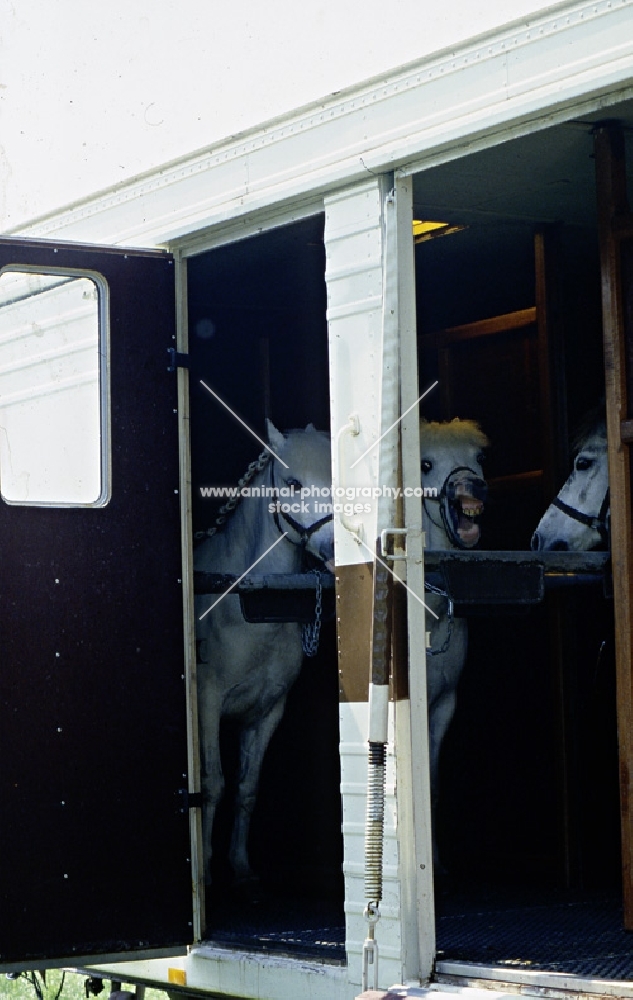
0 0 556 231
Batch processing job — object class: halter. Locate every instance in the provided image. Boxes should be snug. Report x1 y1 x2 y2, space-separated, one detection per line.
422 464 486 656
270 461 333 552
269 459 333 657
423 465 487 550
197 448 333 656
195 448 333 551
551 489 610 550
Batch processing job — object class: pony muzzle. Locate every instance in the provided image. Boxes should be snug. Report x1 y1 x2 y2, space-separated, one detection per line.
443 470 487 548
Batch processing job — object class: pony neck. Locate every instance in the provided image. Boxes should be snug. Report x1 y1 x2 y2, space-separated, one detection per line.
221 466 304 574
423 504 454 550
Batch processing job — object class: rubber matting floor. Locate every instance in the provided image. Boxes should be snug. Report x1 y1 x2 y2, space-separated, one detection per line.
204 886 633 977
204 894 346 960
436 887 633 979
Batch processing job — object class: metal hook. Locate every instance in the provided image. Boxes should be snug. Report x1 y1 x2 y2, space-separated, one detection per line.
361 902 381 993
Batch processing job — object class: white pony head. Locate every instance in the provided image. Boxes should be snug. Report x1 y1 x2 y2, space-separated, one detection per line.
419 418 489 550
266 419 334 569
531 418 609 552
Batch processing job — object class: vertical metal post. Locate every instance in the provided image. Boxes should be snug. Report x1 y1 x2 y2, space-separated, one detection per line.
395 175 436 981
363 184 400 987
594 122 633 928
174 247 204 941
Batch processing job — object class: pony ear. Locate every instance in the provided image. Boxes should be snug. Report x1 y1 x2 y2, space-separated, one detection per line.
306 422 315 433
266 418 285 453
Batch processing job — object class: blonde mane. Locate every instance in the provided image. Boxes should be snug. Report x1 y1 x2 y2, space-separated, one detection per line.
419 417 489 450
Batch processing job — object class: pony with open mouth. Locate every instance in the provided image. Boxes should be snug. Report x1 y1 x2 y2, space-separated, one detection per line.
420 417 489 869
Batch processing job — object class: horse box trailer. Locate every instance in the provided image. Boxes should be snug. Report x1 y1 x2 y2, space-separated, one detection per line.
4 1 633 997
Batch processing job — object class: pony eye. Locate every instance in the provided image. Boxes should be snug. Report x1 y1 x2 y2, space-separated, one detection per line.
421 460 433 474
575 456 593 472
286 477 302 489
476 452 485 465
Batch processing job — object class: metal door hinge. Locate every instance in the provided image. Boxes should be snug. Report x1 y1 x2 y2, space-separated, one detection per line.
178 789 202 812
167 348 190 371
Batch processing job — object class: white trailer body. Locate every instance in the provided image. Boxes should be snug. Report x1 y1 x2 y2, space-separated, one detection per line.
2 3 633 999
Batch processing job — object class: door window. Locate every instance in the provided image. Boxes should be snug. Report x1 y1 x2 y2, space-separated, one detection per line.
0 267 108 506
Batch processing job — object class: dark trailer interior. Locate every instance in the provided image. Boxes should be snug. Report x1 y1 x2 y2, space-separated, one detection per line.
184 103 633 979
186 219 345 959
413 109 633 979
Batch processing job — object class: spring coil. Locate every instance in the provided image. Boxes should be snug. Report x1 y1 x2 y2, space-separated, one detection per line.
365 741 387 902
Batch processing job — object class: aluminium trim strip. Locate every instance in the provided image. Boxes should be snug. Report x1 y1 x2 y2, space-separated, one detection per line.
435 961 633 998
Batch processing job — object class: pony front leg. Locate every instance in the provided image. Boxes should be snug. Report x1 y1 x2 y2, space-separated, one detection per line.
427 617 467 873
197 682 224 887
230 697 288 884
428 685 457 875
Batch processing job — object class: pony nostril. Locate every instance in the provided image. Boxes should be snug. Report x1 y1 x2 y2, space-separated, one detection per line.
549 540 569 551
530 532 542 551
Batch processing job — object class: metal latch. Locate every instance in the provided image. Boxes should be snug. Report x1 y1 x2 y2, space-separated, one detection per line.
167 348 190 371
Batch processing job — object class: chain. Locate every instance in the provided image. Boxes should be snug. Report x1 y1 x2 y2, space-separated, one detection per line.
197 452 325 654
302 570 323 656
194 449 271 541
425 580 454 656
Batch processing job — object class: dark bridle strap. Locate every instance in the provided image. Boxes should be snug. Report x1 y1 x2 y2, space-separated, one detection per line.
275 507 333 542
270 460 333 547
423 464 487 550
551 489 610 548
552 496 599 528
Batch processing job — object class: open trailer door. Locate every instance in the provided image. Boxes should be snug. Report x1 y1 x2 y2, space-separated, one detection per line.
0 238 193 969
